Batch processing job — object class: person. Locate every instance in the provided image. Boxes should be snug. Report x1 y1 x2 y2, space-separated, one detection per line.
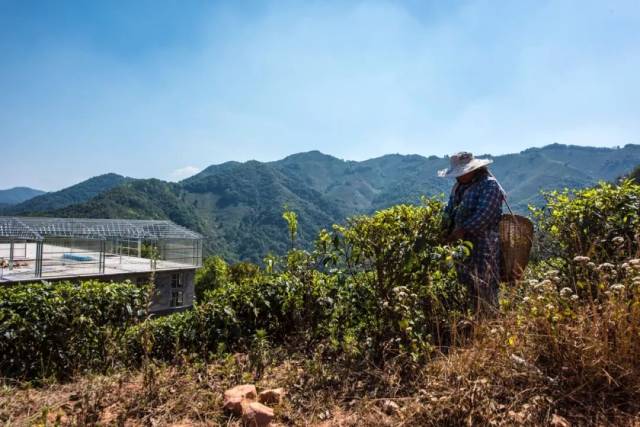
439 152 505 314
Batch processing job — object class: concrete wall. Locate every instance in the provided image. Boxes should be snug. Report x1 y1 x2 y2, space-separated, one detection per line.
149 269 196 313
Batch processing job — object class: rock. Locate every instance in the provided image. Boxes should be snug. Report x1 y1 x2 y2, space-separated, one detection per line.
223 396 244 416
242 401 274 427
551 414 571 427
258 388 285 405
223 384 257 415
381 399 400 415
225 384 258 400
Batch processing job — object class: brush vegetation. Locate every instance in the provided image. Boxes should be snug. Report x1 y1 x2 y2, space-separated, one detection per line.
1 180 640 425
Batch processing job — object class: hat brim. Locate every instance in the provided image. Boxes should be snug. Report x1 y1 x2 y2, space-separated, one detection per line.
437 158 493 178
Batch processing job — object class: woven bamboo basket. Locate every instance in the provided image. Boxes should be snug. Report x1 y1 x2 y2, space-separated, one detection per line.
499 213 534 283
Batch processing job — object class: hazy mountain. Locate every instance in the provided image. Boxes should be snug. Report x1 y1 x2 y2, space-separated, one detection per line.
7 144 640 262
0 187 45 206
3 173 129 215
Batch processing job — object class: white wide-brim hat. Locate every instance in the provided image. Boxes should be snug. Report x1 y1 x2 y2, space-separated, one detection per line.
437 152 493 178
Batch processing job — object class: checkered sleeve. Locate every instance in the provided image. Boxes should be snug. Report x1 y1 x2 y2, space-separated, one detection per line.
443 189 456 233
444 187 455 217
461 179 503 237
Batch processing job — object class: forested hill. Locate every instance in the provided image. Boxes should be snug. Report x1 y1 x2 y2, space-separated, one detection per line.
0 187 45 206
5 143 640 262
2 173 129 214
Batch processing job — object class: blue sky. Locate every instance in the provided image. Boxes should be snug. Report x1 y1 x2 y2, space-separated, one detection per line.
1 0 639 190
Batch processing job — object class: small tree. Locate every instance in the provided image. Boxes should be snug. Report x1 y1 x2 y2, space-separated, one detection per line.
282 207 298 250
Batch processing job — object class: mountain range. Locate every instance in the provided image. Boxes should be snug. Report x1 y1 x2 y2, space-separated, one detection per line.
0 187 45 207
2 143 640 262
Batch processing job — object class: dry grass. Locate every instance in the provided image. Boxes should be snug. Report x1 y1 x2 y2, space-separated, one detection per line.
2 334 639 426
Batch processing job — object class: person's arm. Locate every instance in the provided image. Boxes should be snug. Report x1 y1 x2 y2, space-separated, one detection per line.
461 180 503 237
446 227 465 243
442 184 458 235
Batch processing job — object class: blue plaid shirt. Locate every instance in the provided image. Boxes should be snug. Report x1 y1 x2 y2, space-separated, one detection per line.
444 170 504 304
445 171 504 238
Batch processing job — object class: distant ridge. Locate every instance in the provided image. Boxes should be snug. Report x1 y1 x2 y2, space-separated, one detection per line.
7 144 640 262
3 173 129 215
0 187 45 206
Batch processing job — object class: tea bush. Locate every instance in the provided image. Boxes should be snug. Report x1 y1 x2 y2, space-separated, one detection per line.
532 179 640 268
0 280 147 379
125 299 238 361
318 201 468 362
194 255 229 301
127 265 342 361
132 199 468 366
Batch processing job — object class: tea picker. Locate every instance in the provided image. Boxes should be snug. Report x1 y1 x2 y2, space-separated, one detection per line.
439 152 533 313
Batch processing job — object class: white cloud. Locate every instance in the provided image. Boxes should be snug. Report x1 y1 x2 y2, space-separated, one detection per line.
168 166 201 182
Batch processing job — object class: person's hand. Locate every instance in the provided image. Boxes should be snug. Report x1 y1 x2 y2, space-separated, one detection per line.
445 228 465 243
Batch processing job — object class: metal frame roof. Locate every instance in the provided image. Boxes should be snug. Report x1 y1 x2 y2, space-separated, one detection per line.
0 217 43 240
0 217 202 241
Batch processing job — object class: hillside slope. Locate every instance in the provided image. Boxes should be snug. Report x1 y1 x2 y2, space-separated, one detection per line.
0 187 45 206
182 159 345 260
4 173 129 215
51 179 230 257
9 144 640 262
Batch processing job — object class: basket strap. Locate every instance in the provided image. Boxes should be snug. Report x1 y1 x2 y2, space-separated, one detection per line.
488 170 515 217
503 196 515 216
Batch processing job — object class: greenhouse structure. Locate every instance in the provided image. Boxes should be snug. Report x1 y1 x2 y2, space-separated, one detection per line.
0 217 203 313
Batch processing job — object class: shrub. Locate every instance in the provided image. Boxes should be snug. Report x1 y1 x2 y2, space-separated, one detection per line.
531 179 640 268
0 280 147 379
127 266 339 361
194 255 229 301
125 300 239 361
141 199 467 367
319 200 468 363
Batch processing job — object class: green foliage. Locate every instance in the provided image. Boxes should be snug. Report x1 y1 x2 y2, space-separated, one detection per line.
135 178 637 367
195 256 229 301
0 280 147 379
124 301 238 362
228 261 262 283
55 180 207 234
319 200 467 362
140 242 159 259
134 199 467 366
282 208 298 250
7 178 640 382
531 179 640 266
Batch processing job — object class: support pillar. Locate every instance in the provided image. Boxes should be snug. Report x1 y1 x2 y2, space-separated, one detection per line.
150 241 158 270
35 241 43 277
8 239 14 270
99 240 106 274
